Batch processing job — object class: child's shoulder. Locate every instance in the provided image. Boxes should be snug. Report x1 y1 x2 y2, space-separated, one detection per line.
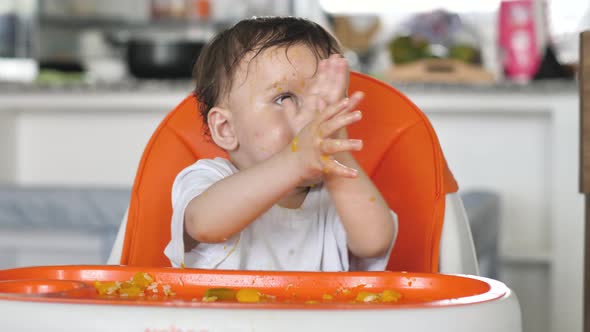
178 157 238 178
171 158 238 198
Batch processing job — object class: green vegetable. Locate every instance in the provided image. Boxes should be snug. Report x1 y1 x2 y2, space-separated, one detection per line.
203 288 237 301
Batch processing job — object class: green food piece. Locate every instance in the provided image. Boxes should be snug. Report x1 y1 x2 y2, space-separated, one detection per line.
203 288 237 301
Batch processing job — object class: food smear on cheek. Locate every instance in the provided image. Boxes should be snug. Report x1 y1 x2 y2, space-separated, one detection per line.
291 137 299 152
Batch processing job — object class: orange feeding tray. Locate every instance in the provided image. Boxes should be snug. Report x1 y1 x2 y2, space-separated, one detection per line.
0 265 505 308
0 265 521 332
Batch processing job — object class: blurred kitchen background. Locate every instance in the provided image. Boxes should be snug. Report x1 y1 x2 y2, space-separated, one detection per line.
0 0 587 331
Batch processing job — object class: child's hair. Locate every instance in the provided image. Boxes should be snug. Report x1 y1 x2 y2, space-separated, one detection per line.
192 16 341 133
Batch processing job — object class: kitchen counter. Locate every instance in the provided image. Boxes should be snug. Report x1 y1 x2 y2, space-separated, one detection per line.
0 78 577 94
0 79 577 115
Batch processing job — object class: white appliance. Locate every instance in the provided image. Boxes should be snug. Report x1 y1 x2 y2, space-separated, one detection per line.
0 0 38 82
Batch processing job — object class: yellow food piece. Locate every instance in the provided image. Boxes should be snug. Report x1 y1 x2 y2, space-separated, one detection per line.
94 272 171 298
304 300 319 304
204 288 237 301
132 272 154 289
202 296 218 302
355 291 379 303
381 290 402 303
94 281 119 295
322 294 333 301
119 283 143 297
236 288 261 303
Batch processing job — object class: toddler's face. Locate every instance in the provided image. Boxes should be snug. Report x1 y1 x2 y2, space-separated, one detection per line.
225 44 320 171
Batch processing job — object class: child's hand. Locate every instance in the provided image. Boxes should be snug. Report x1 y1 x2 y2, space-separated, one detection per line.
307 54 351 139
309 54 349 104
287 92 364 180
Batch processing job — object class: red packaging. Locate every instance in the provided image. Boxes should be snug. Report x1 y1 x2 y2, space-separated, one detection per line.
498 0 541 81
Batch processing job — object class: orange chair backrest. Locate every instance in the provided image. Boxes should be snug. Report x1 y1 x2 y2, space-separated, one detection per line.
121 72 458 272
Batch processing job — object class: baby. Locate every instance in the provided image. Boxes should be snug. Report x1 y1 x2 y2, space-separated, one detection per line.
164 16 397 271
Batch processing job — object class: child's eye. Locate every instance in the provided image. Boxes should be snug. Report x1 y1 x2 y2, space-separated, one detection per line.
274 93 295 106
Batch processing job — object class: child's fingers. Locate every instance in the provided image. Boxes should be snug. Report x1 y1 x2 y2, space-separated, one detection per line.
320 138 363 154
312 55 347 103
328 90 363 120
317 90 363 123
322 158 359 178
319 110 362 137
316 97 351 123
325 56 348 102
309 60 329 95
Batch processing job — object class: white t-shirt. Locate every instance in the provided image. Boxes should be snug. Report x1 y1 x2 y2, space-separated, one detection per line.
164 158 397 271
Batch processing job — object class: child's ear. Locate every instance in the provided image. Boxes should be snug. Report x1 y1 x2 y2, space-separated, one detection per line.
208 106 238 151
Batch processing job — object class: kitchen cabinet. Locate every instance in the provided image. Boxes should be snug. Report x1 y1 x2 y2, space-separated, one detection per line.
0 81 581 332
405 86 581 332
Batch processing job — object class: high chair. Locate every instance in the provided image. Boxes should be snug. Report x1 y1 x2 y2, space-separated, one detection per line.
108 71 478 275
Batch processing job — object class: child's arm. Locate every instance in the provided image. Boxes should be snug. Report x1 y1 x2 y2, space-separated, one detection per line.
184 148 304 243
310 55 396 258
184 95 363 243
325 153 396 258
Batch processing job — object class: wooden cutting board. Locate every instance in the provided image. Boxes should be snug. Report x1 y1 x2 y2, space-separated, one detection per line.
388 59 495 84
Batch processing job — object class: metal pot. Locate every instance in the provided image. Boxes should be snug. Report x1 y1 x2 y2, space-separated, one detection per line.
125 39 205 79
